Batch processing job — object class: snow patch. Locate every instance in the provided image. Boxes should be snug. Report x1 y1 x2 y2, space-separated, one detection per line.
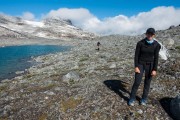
36 32 47 37
24 20 44 27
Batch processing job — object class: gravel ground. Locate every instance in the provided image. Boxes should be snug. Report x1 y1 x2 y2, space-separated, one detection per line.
0 28 180 119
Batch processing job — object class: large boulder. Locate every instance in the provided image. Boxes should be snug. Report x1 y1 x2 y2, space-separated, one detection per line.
170 95 180 119
169 25 175 29
109 62 117 69
62 71 80 83
167 38 175 48
163 38 174 49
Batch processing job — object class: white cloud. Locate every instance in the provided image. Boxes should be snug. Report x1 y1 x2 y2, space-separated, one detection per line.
46 6 180 35
21 12 35 21
45 8 100 27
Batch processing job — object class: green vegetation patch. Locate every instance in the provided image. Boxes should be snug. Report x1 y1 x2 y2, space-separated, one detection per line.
175 46 180 51
79 57 89 62
38 113 48 120
60 97 82 112
0 85 8 92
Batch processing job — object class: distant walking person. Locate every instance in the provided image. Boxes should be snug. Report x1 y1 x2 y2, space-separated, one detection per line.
97 42 101 51
128 28 161 106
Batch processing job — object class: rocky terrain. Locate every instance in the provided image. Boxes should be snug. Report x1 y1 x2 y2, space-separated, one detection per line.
0 14 96 40
0 25 180 119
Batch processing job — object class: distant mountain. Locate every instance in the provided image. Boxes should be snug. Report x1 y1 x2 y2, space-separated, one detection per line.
0 14 96 39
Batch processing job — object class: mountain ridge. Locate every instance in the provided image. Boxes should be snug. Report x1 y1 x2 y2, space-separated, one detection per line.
0 14 96 40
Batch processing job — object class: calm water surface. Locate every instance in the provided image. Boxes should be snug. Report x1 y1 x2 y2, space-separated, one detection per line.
0 45 71 81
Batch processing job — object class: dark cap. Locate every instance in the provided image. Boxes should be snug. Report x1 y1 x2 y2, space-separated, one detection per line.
146 28 155 34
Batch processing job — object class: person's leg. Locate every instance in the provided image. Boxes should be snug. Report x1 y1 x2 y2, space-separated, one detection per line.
142 63 153 102
129 64 144 101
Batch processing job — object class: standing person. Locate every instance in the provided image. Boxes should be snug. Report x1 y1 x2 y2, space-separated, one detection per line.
128 28 161 106
97 42 101 51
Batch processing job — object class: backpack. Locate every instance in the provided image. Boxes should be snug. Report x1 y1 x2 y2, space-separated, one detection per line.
154 38 170 60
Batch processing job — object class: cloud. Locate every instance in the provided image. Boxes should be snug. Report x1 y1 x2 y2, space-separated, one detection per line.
21 12 35 21
46 6 180 35
45 8 100 27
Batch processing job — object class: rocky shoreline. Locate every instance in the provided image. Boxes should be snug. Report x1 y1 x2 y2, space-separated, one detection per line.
0 33 180 119
0 38 87 47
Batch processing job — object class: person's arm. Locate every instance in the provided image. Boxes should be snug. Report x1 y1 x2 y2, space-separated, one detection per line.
134 42 141 68
153 43 161 71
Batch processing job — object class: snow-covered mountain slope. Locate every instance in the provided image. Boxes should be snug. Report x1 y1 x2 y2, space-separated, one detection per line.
0 14 96 39
0 25 29 39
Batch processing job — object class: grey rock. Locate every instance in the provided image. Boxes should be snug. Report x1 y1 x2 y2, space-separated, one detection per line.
62 71 80 83
137 109 143 114
164 38 175 49
54 87 61 91
4 105 11 111
173 86 177 91
155 116 160 120
169 25 175 29
15 71 24 75
44 91 55 96
109 63 116 69
175 72 180 79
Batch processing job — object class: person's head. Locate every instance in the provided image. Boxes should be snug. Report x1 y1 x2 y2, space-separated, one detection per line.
146 28 155 40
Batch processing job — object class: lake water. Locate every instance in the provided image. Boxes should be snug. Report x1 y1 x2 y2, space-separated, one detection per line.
0 45 70 81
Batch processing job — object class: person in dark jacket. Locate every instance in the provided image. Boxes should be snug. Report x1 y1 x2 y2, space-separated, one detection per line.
97 42 101 51
128 28 161 106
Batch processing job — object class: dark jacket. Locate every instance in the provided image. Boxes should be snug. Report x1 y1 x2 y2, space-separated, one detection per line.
134 38 161 71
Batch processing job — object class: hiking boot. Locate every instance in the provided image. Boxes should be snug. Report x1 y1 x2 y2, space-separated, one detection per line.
140 99 147 106
128 99 135 106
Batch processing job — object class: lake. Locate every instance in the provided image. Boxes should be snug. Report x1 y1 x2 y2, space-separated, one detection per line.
0 45 70 81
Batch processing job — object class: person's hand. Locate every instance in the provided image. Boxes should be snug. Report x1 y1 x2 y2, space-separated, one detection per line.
151 70 157 76
135 67 140 73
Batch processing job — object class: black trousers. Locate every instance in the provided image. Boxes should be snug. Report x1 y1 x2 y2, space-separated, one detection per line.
130 62 153 100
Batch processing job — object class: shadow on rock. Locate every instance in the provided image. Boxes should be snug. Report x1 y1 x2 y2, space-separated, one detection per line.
160 97 177 120
103 80 130 102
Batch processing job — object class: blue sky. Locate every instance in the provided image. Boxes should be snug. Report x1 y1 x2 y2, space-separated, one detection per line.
0 0 180 19
0 0 180 35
